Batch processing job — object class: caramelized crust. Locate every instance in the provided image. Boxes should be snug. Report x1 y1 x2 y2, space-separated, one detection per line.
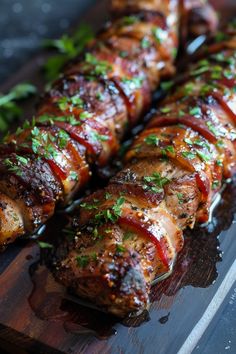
0 0 216 247
55 25 236 317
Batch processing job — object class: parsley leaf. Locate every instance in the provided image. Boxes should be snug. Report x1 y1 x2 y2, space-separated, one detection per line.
76 255 89 268
0 83 36 134
43 24 94 81
144 134 159 146
37 241 54 249
143 172 170 193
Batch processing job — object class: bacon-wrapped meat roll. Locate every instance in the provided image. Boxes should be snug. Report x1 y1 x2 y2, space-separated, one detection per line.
54 24 236 317
0 0 216 248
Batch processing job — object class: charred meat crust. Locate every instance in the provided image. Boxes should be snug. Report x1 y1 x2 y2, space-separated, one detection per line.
55 26 236 317
0 0 185 246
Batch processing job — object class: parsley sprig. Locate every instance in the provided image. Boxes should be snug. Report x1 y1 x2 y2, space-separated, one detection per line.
43 24 94 81
0 83 36 134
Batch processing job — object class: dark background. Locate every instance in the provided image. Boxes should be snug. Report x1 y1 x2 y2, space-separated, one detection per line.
0 0 95 81
0 1 236 353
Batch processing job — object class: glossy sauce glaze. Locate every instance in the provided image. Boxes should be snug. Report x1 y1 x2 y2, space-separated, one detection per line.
27 176 235 338
52 24 236 317
0 0 218 249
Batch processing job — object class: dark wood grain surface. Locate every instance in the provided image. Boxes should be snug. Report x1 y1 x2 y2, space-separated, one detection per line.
0 1 236 354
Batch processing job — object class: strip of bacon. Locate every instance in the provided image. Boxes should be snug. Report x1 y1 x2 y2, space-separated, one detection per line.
55 23 236 317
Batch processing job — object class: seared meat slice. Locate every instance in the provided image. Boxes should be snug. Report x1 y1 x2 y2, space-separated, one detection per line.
54 24 236 317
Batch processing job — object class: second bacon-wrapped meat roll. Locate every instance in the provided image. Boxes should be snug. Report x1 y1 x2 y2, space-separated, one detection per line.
54 24 236 317
0 0 217 248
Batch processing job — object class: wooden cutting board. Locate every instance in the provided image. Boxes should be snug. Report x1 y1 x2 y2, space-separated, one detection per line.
0 1 236 353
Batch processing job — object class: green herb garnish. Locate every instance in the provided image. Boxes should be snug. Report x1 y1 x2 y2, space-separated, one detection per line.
76 255 90 268
141 37 151 49
116 244 126 253
182 151 196 160
161 145 175 156
121 16 138 26
196 150 211 162
143 172 170 193
37 241 54 249
83 53 112 77
160 107 171 114
122 77 144 90
152 27 166 44
0 83 36 134
189 107 201 117
69 171 78 181
177 193 184 204
43 24 94 81
94 197 125 225
90 131 109 142
144 134 159 146
161 81 174 91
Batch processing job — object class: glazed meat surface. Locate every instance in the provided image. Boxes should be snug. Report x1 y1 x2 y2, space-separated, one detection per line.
54 24 236 317
0 0 216 248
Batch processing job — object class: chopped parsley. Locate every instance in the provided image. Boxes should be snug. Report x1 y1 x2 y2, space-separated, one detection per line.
121 16 138 26
69 171 78 181
105 192 112 200
206 121 218 136
161 81 174 91
116 244 126 253
143 172 170 193
122 77 144 90
30 129 59 159
161 145 175 156
57 95 84 111
15 155 29 165
184 138 193 146
83 53 112 77
212 180 220 190
144 134 159 146
94 197 125 225
152 27 166 44
43 24 94 81
177 193 184 204
191 61 209 76
178 109 185 117
182 151 196 160
79 111 92 121
183 83 194 95
76 255 90 268
141 37 151 49
215 31 227 43
4 154 29 176
58 129 70 149
37 114 82 127
95 92 105 101
0 83 36 135
80 201 99 210
189 107 201 117
90 131 109 142
37 241 54 249
123 231 134 241
119 51 128 58
160 107 171 114
196 150 211 162
223 70 234 80
210 65 222 80
194 139 210 150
